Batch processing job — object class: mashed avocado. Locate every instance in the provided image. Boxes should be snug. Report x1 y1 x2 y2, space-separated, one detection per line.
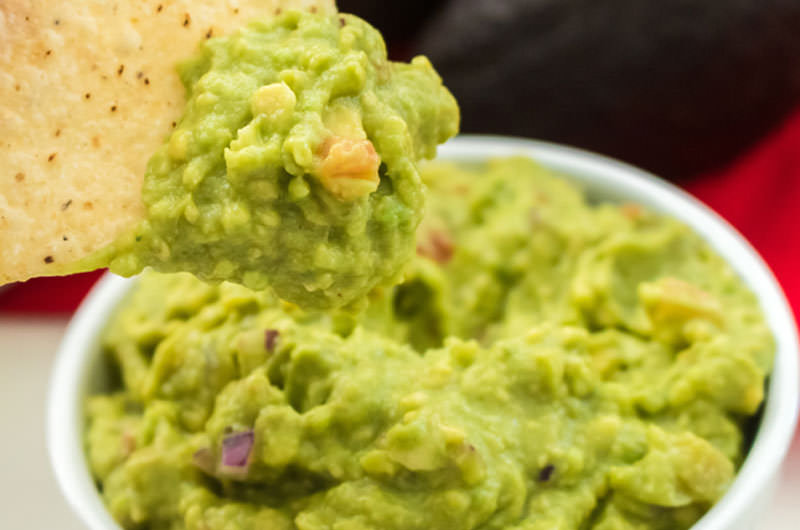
86 158 773 530
86 11 458 310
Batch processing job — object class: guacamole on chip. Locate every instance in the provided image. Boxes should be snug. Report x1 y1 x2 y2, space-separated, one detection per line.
76 10 459 310
86 158 774 530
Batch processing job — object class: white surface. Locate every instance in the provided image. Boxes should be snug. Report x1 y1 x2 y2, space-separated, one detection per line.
0 317 79 530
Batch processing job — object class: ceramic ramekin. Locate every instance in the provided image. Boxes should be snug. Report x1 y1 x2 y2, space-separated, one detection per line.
48 135 800 530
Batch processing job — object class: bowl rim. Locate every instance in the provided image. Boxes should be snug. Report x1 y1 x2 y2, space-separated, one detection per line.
47 134 800 530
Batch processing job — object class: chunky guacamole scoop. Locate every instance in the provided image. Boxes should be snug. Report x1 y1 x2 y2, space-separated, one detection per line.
72 11 457 310
1 7 458 311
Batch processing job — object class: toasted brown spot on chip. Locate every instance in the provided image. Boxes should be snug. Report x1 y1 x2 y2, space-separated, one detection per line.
45 49 52 56
47 153 57 162
144 78 150 85
61 200 72 211
205 28 213 39
44 256 54 264
83 201 94 210
92 136 101 148
84 92 91 99
156 4 163 13
110 105 117 112
14 172 24 182
183 13 191 27
117 64 125 75
55 129 61 137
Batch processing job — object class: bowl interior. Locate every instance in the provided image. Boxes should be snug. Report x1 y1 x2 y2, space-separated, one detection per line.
48 135 800 530
438 136 800 530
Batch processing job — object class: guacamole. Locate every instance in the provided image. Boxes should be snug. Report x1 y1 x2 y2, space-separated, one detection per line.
86 11 458 310
86 158 773 530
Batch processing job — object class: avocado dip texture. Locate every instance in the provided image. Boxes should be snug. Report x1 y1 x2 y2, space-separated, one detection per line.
78 10 459 311
86 157 774 530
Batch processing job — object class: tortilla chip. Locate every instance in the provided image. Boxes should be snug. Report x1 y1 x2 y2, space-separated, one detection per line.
0 0 334 284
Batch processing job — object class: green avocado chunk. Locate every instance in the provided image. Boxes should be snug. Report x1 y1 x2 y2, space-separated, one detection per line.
81 11 459 310
86 157 773 530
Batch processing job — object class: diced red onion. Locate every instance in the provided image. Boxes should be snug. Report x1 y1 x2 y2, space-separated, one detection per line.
264 329 280 353
221 429 254 468
538 464 555 482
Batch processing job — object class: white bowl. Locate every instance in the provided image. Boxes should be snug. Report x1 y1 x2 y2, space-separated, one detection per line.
48 135 800 530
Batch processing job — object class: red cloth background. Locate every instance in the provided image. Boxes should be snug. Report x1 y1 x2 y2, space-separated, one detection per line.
684 109 800 319
2 110 799 318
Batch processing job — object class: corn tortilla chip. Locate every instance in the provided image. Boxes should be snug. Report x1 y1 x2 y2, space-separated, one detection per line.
0 0 334 284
